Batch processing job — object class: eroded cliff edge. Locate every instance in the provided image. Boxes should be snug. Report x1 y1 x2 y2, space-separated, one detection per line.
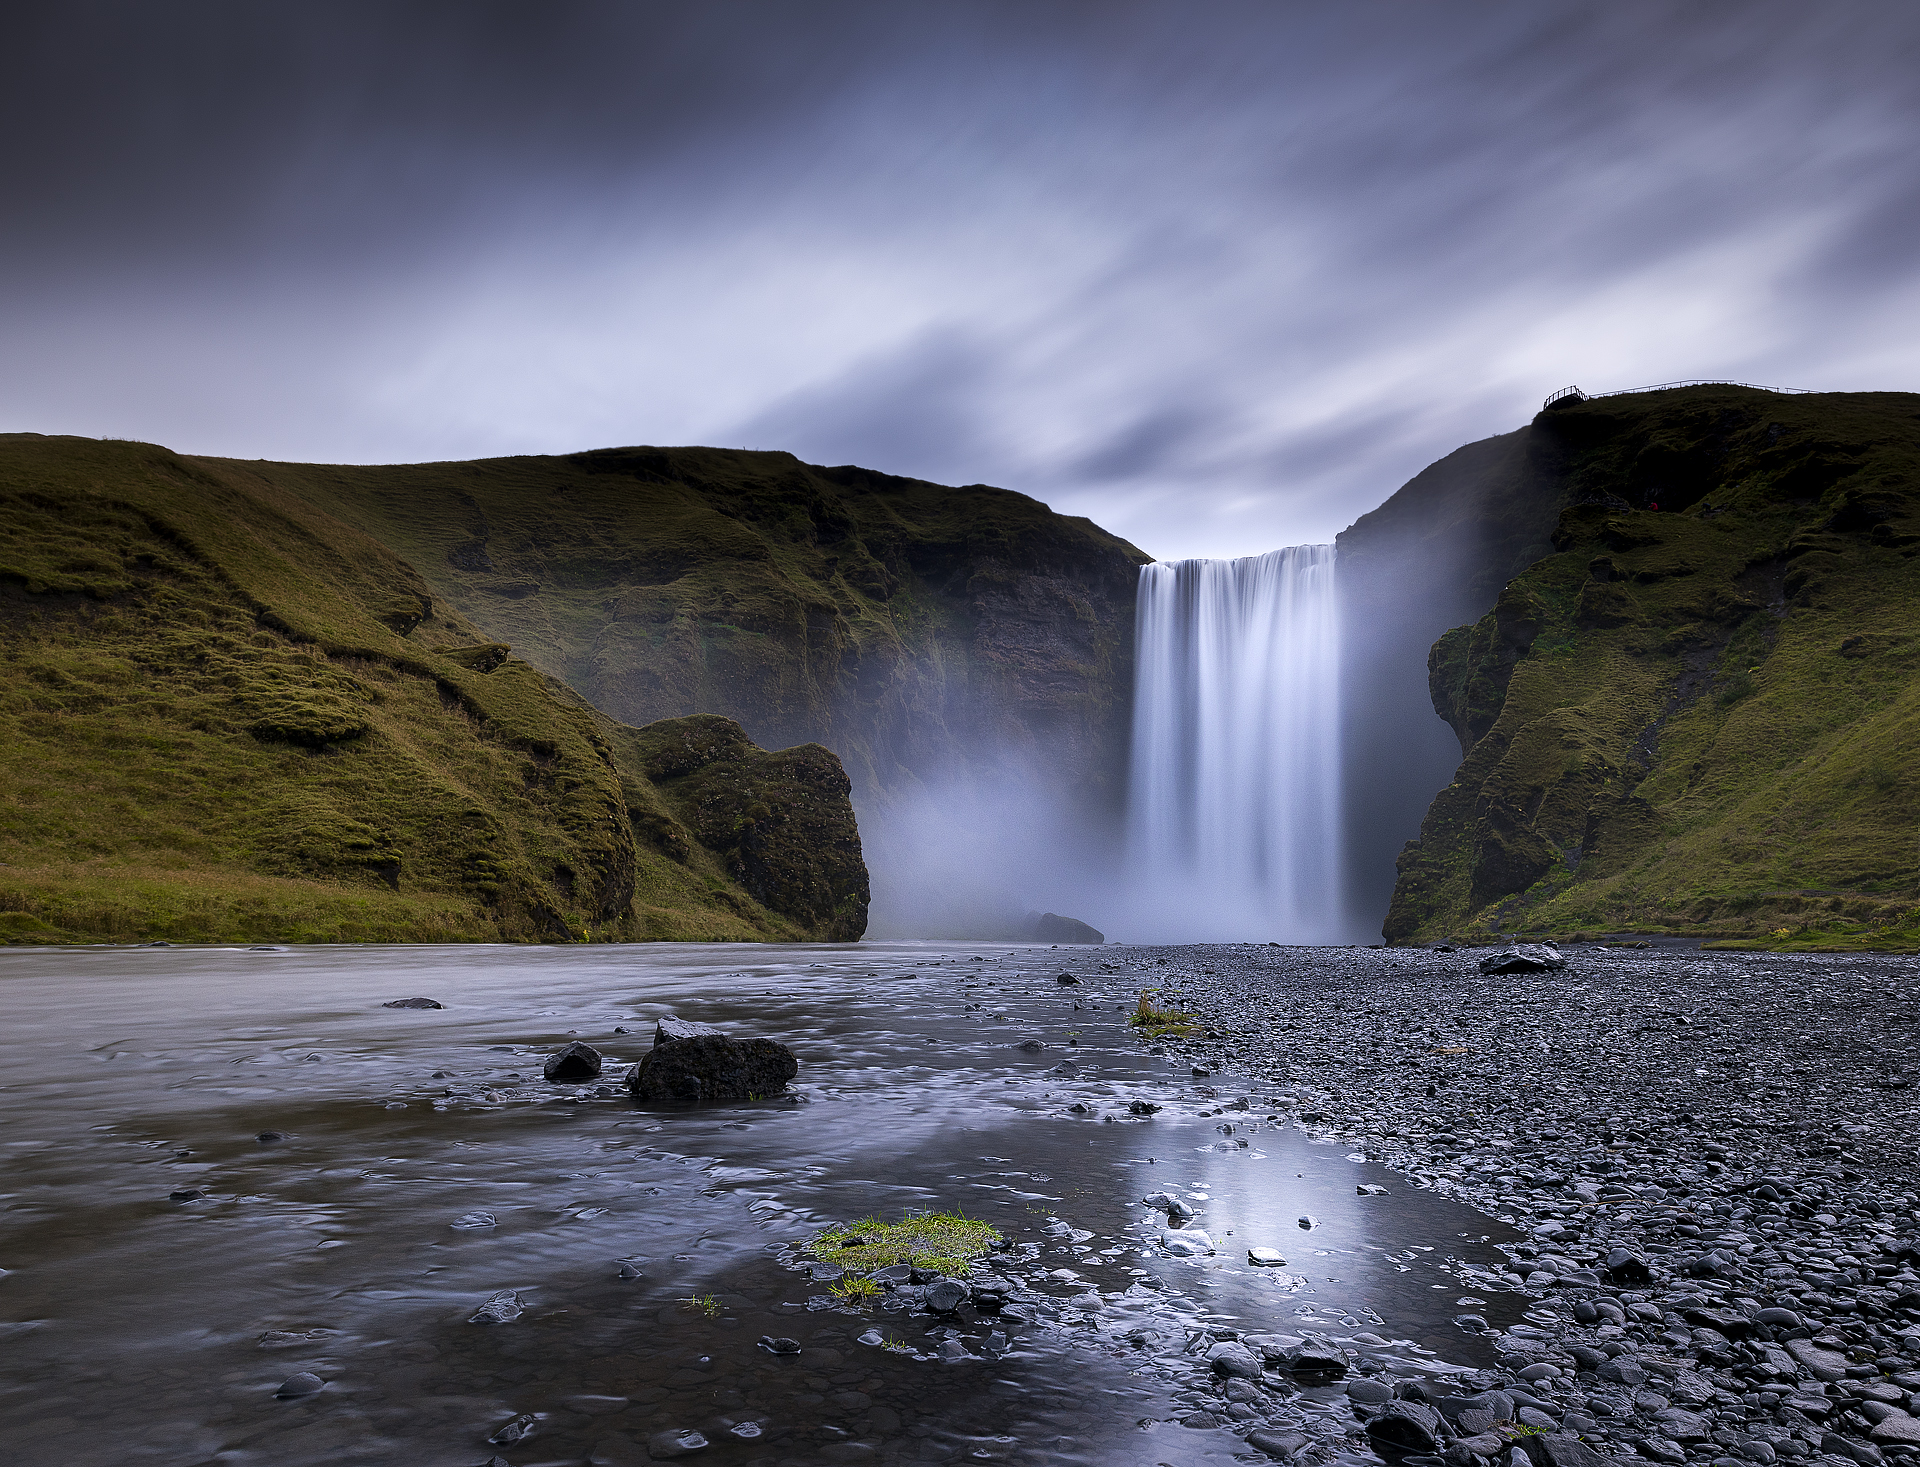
1384 387 1920 944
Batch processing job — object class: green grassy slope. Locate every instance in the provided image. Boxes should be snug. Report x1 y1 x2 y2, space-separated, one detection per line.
0 435 865 945
228 448 1150 816
1386 387 1920 948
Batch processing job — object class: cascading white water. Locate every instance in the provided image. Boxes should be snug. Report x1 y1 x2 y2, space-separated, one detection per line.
1126 545 1344 941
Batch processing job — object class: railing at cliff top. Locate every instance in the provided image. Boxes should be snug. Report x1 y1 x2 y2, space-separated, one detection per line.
1543 380 1813 411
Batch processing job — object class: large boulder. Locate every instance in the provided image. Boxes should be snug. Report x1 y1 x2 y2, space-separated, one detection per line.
1478 943 1567 974
627 1019 798 1103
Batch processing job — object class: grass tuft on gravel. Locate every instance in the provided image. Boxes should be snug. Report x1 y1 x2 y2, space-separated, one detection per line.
808 1211 1001 1279
1128 990 1196 1038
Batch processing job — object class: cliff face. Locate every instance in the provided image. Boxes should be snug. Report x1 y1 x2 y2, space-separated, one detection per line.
1384 387 1920 943
0 435 865 945
240 447 1149 932
1334 428 1574 929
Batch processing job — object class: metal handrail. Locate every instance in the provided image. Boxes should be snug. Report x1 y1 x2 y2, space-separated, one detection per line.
1543 379 1812 411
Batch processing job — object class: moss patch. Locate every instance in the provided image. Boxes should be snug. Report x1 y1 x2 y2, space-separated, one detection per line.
808 1211 1002 1279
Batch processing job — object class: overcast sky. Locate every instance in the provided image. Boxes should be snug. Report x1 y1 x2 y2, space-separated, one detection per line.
5 1 1918 559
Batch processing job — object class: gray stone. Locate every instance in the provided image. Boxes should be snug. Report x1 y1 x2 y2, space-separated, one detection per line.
1479 944 1567 974
627 1032 798 1103
469 1290 523 1324
654 1017 723 1045
543 1041 602 1083
274 1372 324 1399
1790 1340 1853 1382
1247 1428 1310 1459
923 1278 969 1313
1598 1357 1648 1387
757 1336 801 1354
1248 1247 1288 1266
1348 1378 1395 1405
1821 1433 1884 1466
1207 1340 1263 1379
1869 1414 1920 1446
1522 1434 1619 1467
488 1413 536 1445
382 997 443 1009
1367 1401 1446 1453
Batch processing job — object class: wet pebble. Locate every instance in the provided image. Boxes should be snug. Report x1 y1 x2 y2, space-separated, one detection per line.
273 1372 324 1399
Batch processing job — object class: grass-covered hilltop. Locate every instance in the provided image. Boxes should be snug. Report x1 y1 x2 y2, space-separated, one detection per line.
1386 386 1920 949
0 435 868 945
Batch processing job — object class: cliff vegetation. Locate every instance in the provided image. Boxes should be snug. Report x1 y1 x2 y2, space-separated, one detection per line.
1386 387 1920 949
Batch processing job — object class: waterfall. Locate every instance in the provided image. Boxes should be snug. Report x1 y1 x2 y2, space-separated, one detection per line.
1126 545 1344 941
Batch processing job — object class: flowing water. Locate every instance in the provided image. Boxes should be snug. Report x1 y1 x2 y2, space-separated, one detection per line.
1127 548 1345 943
0 942 1520 1466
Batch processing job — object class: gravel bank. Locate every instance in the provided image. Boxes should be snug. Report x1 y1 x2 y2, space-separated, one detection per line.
1116 941 1920 1467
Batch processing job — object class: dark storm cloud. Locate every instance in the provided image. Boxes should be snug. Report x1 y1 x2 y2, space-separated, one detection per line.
5 1 1920 556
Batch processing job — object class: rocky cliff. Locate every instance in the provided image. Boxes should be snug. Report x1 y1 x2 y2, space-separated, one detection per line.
0 434 866 944
236 447 1148 933
1383 387 1920 945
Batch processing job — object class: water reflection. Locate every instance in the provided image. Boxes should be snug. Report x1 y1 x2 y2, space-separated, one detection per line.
0 943 1521 1465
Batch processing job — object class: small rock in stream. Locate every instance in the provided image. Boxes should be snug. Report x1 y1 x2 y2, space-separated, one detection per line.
468 1290 523 1324
542 1040 602 1083
488 1412 536 1445
381 997 442 1009
273 1372 325 1399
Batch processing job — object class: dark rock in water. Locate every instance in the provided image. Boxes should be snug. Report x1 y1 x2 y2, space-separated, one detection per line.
870 1264 913 1285
1047 1061 1080 1077
382 997 443 1009
543 1041 602 1083
1016 1038 1046 1051
654 1015 724 1044
274 1372 325 1399
169 1189 204 1202
1286 1341 1348 1378
1055 972 1080 985
1248 1428 1311 1460
1026 911 1105 944
758 1335 801 1355
923 1278 970 1313
627 1031 797 1103
488 1412 537 1445
1478 944 1566 974
1128 1099 1161 1115
1366 1400 1445 1452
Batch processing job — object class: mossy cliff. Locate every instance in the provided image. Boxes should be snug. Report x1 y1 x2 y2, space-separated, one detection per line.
0 434 866 945
1385 387 1920 945
235 448 1150 824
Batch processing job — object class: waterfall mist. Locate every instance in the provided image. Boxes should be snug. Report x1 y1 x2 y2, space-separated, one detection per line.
1124 546 1355 943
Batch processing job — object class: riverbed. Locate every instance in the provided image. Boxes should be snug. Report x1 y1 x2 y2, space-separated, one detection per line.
0 941 1529 1466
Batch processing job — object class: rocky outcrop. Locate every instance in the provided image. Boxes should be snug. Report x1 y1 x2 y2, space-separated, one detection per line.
1384 387 1920 943
613 714 869 940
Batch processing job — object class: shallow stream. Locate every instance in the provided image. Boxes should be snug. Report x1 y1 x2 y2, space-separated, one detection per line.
0 942 1526 1466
